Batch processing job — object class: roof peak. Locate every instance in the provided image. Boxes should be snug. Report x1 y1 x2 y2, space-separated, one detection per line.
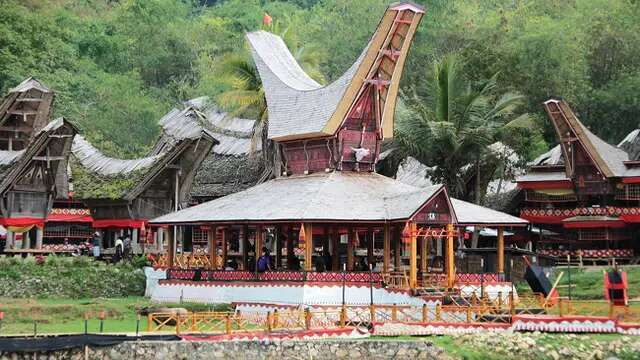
9 77 51 94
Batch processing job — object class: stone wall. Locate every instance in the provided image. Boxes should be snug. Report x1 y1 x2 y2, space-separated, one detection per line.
1 339 450 360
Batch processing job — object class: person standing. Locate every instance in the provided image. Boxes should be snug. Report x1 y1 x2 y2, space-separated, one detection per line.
114 236 124 263
91 231 101 259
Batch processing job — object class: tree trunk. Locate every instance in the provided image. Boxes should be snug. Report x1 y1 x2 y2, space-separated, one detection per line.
474 154 481 205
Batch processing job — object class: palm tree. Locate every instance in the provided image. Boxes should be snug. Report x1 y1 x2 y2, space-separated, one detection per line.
396 54 533 203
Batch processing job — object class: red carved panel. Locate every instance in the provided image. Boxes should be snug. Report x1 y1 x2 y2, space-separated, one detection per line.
413 191 452 224
339 129 378 164
283 140 333 175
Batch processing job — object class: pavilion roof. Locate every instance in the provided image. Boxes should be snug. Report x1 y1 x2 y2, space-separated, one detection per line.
151 171 445 224
451 198 528 227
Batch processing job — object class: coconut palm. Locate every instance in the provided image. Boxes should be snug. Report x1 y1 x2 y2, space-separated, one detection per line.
396 54 534 203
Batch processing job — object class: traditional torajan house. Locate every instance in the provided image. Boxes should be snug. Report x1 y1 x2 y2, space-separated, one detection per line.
517 98 640 264
0 78 78 252
148 3 528 306
70 106 218 252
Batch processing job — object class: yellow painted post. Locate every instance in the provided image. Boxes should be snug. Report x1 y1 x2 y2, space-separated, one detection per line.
273 309 279 329
340 305 347 328
225 315 232 334
409 222 417 289
305 309 312 330
383 224 391 273
369 304 376 324
497 227 505 275
147 314 153 332
435 304 442 321
446 224 455 289
509 292 515 315
175 314 181 335
392 303 398 322
422 304 428 323
266 312 273 333
497 291 503 308
558 298 564 317
466 306 472 323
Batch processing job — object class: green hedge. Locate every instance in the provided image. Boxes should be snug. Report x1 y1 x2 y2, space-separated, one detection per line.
0 256 146 299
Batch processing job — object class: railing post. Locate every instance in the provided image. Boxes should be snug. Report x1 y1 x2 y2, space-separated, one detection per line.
497 291 503 309
466 306 472 323
435 304 442 322
191 312 197 332
609 303 615 319
175 314 181 335
392 303 398 322
508 291 515 316
272 309 279 329
305 309 312 330
266 312 273 333
147 314 153 332
340 305 347 328
558 298 564 317
225 314 232 335
369 304 376 324
422 304 428 323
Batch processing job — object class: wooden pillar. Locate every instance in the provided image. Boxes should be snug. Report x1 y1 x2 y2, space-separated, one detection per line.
394 226 401 270
166 227 175 268
221 228 228 268
347 227 355 271
383 224 391 273
241 225 248 270
409 222 417 289
287 226 295 269
207 226 217 270
497 227 505 275
303 223 313 271
446 224 455 289
331 226 339 271
255 225 263 273
367 226 374 268
275 225 282 269
420 235 428 274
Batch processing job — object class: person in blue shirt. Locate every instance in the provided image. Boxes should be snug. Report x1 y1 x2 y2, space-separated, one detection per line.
257 247 272 272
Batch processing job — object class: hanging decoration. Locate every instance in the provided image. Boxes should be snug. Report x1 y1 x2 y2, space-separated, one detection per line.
298 223 306 249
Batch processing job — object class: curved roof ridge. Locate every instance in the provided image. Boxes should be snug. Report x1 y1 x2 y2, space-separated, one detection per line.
246 31 321 92
72 135 164 176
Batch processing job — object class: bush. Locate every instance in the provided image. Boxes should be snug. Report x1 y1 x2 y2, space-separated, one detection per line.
0 256 146 299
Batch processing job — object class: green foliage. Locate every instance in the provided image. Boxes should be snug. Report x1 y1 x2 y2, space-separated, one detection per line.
1 0 640 162
0 256 145 299
70 161 142 199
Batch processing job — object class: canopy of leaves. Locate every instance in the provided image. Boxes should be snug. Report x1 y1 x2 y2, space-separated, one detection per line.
1 0 639 162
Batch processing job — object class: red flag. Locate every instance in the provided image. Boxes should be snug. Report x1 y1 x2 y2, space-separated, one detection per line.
263 13 273 27
298 223 305 248
352 230 360 247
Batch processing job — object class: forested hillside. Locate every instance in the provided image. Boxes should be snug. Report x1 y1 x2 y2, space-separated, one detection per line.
1 0 639 159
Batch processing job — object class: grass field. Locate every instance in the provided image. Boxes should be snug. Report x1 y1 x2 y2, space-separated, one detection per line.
0 297 230 335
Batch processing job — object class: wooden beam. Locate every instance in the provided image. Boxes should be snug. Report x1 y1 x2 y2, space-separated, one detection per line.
383 223 390 273
166 227 175 268
446 224 455 289
208 226 217 270
497 227 505 275
367 226 374 267
347 227 355 271
304 223 313 271
331 225 339 271
222 228 228 268
420 233 428 274
409 222 417 289
394 225 401 270
241 225 248 271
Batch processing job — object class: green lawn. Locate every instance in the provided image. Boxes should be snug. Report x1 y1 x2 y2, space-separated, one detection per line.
516 265 640 300
0 297 230 336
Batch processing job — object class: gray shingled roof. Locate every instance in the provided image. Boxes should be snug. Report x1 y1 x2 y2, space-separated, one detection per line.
451 198 528 226
531 145 563 166
152 171 445 224
246 30 369 140
516 171 570 182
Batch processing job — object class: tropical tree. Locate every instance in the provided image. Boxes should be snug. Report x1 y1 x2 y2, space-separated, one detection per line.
396 54 536 203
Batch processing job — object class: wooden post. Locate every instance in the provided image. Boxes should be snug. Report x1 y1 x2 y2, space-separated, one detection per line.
409 222 417 289
241 225 248 270
304 223 313 271
367 226 374 268
331 226 339 271
392 303 398 322
422 304 428 323
497 227 505 275
347 227 355 271
383 224 390 273
255 225 263 273
275 225 282 269
420 235 428 274
166 227 175 268
221 228 228 268
208 226 217 270
287 226 294 269
394 225 401 270
446 223 455 289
